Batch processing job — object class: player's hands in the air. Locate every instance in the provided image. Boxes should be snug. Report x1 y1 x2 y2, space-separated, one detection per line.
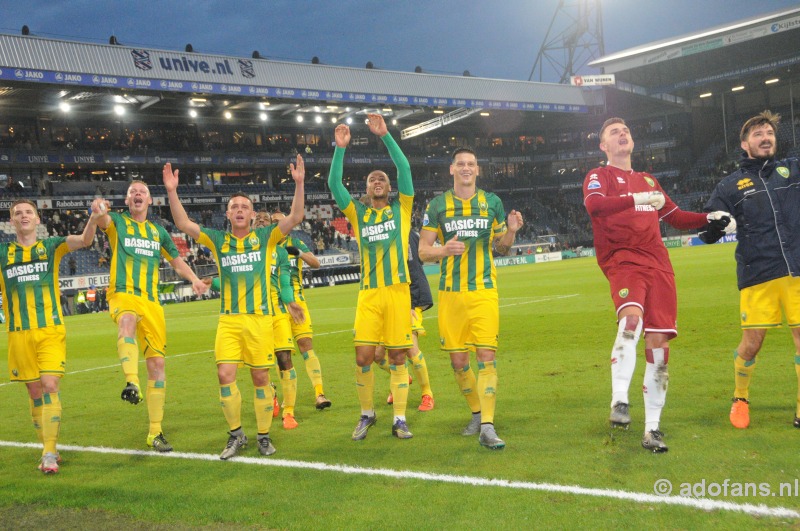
632 191 665 210
289 155 305 185
707 211 736 235
162 163 179 192
334 124 351 148
507 210 524 233
366 113 388 137
89 198 109 219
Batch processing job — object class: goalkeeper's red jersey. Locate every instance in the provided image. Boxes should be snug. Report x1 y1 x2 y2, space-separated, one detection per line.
583 165 676 276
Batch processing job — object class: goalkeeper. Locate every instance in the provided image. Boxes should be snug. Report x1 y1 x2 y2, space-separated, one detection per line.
583 117 734 453
702 110 800 431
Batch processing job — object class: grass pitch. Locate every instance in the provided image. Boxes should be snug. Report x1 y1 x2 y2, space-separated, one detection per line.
1 243 799 528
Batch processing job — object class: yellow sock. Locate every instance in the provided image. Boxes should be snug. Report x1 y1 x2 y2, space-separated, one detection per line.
254 386 274 435
42 392 61 455
280 369 297 417
410 352 432 398
219 382 242 431
30 397 44 443
734 351 756 401
453 363 481 413
390 363 410 417
146 380 166 436
301 349 325 396
375 357 391 375
477 360 498 424
117 337 140 387
355 365 375 413
795 354 800 417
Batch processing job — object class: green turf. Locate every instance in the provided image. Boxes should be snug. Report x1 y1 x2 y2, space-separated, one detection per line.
1 242 799 528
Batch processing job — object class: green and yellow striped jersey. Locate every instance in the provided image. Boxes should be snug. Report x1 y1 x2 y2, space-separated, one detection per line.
343 195 412 289
105 212 180 302
422 189 507 292
328 132 414 291
279 235 311 301
269 244 293 315
199 225 283 315
0 237 69 331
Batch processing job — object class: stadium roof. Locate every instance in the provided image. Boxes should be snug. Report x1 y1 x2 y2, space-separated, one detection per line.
0 32 598 134
589 6 800 98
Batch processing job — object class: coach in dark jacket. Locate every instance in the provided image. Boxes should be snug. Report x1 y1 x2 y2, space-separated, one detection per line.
702 110 800 430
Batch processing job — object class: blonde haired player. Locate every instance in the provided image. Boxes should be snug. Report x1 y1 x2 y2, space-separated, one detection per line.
96 181 207 453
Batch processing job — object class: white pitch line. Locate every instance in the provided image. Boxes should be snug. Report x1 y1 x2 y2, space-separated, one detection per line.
0 440 796 519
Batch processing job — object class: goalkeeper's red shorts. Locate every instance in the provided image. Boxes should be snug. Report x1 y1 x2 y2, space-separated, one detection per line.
606 265 677 339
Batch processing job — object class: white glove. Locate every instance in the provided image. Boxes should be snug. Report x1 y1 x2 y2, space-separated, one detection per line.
707 211 737 235
632 191 665 210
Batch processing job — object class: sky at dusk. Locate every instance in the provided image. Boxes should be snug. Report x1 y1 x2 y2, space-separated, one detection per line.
2 0 799 82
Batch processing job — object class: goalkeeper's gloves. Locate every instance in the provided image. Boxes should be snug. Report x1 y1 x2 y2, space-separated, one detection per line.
698 211 736 244
286 246 300 256
707 211 736 235
632 191 665 210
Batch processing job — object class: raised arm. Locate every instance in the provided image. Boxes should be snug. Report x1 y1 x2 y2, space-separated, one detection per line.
367 113 412 196
66 198 105 251
299 251 320 269
493 210 523 256
277 154 306 236
163 163 201 240
327 124 353 211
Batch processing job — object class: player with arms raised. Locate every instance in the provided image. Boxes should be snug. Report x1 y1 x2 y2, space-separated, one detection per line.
164 158 305 458
328 113 415 441
583 117 734 452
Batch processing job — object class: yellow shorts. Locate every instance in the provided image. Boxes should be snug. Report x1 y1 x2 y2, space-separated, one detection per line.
412 307 426 336
354 283 413 349
438 289 499 352
214 314 274 368
290 299 314 340
109 293 167 358
7 325 67 382
272 311 295 352
740 275 800 328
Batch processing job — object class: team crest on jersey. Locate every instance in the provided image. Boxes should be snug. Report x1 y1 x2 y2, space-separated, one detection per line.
385 209 394 220
741 311 747 322
737 178 754 190
35 244 46 259
11 369 18 377
587 181 601 190
777 166 790 178
618 288 629 298
151 230 160 242
644 177 655 187
422 213 430 226
248 235 260 247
